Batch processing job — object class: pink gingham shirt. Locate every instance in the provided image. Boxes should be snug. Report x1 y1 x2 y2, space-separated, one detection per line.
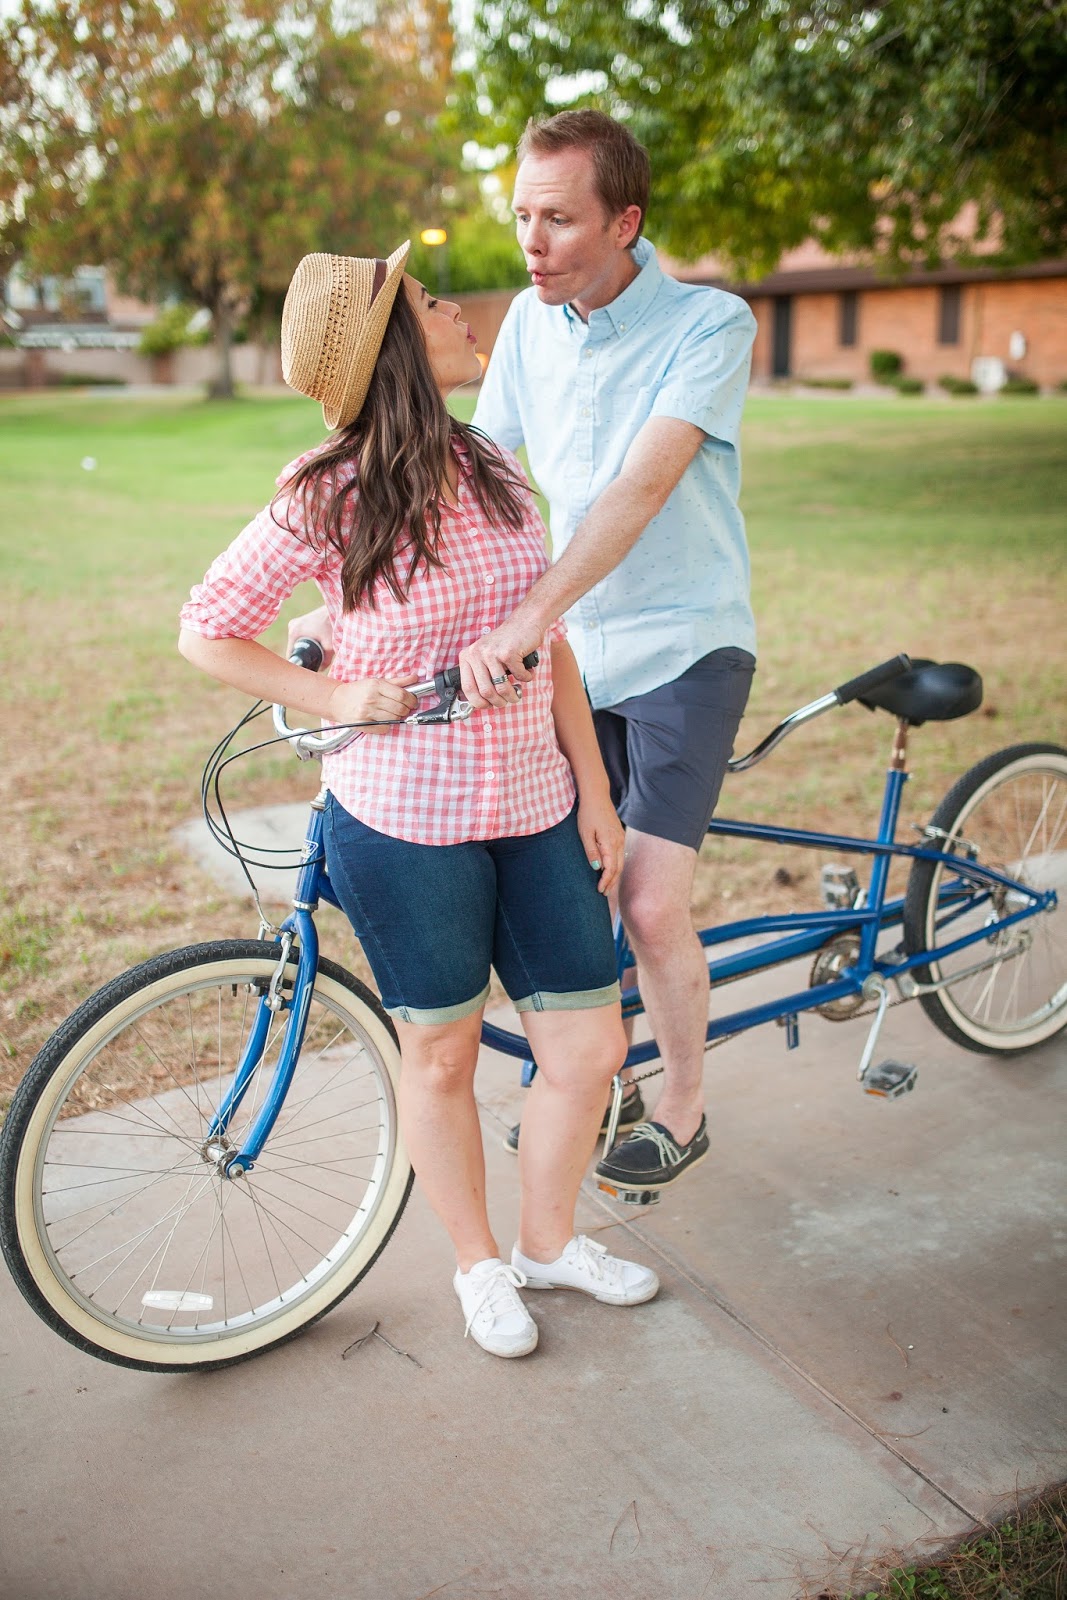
180 442 576 845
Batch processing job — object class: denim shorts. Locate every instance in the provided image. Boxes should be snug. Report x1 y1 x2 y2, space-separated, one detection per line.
593 646 756 851
322 794 621 1025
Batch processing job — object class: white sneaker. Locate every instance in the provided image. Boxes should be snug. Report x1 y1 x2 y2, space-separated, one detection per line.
511 1235 659 1306
453 1258 539 1358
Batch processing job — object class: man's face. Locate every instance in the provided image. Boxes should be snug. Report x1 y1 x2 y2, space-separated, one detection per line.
511 148 640 315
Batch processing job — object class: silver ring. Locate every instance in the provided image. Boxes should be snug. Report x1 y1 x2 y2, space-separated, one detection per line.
491 674 508 685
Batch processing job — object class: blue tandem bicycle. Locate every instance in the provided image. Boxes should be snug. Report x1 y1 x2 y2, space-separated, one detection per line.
1 650 1063 1369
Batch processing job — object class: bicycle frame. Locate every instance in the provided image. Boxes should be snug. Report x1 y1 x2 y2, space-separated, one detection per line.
209 754 1055 1177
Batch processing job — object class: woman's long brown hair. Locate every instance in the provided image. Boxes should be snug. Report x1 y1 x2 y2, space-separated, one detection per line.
274 287 529 610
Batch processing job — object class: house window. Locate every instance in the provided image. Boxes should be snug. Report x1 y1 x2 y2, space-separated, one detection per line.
938 285 962 345
838 290 858 347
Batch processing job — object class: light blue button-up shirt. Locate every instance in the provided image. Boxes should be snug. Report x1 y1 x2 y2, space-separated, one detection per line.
473 237 757 709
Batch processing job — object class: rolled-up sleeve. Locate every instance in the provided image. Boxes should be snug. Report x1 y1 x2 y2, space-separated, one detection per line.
650 295 757 452
180 483 328 641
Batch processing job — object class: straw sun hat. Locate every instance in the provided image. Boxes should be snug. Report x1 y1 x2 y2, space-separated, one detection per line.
281 240 411 429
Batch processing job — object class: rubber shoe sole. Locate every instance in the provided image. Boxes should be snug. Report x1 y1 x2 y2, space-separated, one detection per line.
518 1272 660 1306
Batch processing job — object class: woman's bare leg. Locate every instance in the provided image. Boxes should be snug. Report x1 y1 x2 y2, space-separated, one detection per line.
394 1009 498 1272
515 1004 627 1262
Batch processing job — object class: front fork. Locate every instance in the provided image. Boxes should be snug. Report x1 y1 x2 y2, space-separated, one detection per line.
205 802 328 1179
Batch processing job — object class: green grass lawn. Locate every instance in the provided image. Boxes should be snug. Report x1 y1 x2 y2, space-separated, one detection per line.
1 387 1065 1083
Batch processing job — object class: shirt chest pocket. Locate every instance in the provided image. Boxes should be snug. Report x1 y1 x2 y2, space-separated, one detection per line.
603 380 654 429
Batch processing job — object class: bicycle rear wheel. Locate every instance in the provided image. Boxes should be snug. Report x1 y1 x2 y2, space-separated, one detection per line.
902 744 1067 1053
0 940 410 1371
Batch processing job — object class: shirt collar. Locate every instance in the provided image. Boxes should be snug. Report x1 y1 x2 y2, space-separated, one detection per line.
564 236 662 339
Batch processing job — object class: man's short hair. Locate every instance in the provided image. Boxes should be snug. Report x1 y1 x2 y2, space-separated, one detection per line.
517 109 651 238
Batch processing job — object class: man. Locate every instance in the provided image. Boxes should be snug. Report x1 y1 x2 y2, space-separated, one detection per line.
292 108 757 1192
455 109 756 1193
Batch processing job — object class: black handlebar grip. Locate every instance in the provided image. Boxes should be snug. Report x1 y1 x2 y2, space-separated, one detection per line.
834 653 912 706
439 650 540 693
289 637 324 673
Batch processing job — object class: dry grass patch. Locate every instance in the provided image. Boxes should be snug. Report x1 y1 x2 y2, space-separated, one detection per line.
1 391 1064 1104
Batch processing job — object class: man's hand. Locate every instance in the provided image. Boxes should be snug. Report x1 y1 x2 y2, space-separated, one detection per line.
459 611 544 709
287 605 334 667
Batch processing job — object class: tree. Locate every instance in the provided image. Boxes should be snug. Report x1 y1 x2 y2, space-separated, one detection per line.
467 0 1067 273
1 0 449 395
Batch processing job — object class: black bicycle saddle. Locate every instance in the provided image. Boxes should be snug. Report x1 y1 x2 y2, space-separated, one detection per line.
858 659 983 725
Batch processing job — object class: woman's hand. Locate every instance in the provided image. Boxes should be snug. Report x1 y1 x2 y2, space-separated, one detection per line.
577 788 624 895
324 676 419 734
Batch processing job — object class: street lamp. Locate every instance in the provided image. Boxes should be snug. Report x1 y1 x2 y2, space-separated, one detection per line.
419 227 449 296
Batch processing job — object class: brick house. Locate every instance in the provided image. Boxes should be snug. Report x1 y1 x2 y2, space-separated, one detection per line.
662 238 1067 389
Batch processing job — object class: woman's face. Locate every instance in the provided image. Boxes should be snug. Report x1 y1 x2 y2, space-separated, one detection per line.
403 276 481 393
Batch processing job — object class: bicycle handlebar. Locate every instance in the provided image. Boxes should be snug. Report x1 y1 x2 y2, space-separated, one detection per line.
273 642 540 760
728 652 913 774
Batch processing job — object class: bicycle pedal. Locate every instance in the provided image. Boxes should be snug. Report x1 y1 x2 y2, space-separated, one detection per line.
596 1180 661 1206
861 1059 918 1098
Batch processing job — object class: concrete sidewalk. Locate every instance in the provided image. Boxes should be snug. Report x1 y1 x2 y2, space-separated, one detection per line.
2 846 1065 1598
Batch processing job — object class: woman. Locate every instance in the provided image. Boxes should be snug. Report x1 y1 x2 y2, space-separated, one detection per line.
178 242 658 1358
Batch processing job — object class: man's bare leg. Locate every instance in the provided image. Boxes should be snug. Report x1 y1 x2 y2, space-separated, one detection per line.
615 827 707 1145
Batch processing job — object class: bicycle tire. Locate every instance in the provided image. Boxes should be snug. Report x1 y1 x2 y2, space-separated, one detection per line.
902 744 1067 1054
0 940 411 1371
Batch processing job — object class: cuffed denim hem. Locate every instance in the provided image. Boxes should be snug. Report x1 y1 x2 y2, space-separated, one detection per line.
385 982 491 1027
513 981 621 1014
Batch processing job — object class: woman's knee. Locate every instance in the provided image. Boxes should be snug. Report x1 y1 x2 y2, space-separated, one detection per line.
397 1021 480 1095
532 1015 627 1094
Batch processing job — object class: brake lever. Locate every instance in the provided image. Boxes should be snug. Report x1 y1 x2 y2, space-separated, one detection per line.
404 650 540 726
405 689 474 726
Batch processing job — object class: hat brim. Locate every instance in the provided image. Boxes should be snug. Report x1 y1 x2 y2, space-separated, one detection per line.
323 239 411 430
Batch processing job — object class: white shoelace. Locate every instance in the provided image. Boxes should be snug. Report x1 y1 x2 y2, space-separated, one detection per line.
627 1121 682 1166
566 1235 611 1282
462 1263 528 1338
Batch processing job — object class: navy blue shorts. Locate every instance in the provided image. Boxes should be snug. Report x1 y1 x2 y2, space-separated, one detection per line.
322 794 620 1025
593 647 755 851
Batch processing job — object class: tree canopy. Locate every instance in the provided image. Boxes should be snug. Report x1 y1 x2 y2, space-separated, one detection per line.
1 0 451 391
468 0 1067 273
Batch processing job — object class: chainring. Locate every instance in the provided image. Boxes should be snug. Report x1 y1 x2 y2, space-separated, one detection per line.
810 932 866 1019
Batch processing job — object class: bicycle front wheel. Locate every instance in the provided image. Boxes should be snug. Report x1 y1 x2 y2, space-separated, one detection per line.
902 744 1067 1054
0 941 410 1371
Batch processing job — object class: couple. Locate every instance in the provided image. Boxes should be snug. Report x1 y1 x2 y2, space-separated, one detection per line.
179 109 757 1359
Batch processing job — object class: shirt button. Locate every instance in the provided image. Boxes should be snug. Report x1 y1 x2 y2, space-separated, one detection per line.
583 349 592 359
484 574 495 585
486 771 496 780
584 620 596 631
580 406 590 417
619 322 626 331
481 626 491 635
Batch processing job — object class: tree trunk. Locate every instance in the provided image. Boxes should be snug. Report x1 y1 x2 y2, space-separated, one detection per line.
207 297 236 399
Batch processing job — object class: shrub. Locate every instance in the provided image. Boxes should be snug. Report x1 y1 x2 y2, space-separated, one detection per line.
138 304 204 358
894 376 924 395
55 373 127 387
870 349 903 381
1057 378 1067 393
798 376 854 389
939 374 978 396
1001 374 1039 395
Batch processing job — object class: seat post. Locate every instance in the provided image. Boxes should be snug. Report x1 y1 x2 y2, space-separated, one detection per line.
890 716 909 772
